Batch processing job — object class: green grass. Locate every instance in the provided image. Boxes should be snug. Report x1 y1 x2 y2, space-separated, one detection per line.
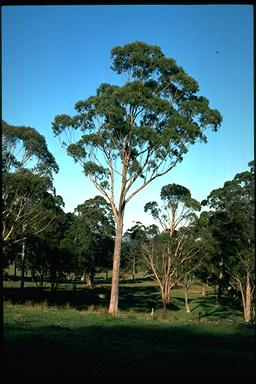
3 279 255 376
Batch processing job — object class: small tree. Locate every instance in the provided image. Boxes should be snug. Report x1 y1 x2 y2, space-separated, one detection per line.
192 211 220 297
143 183 202 318
52 42 222 314
123 221 148 281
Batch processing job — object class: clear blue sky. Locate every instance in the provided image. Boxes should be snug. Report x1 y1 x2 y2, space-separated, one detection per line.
2 5 253 231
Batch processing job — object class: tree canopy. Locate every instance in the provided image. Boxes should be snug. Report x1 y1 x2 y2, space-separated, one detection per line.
2 121 59 245
52 41 222 215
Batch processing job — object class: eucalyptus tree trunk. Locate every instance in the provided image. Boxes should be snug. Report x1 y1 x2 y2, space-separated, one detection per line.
108 212 124 315
237 271 251 323
244 271 251 323
20 223 27 290
201 283 207 296
85 272 94 288
162 298 168 319
20 239 26 290
184 284 191 313
161 285 170 319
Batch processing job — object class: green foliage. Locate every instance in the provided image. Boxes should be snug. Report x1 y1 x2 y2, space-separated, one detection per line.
122 222 149 276
2 121 60 248
2 168 62 248
144 183 201 231
202 162 255 320
25 209 72 290
160 183 190 202
75 195 115 237
204 162 254 271
2 120 59 176
61 197 115 283
52 41 222 209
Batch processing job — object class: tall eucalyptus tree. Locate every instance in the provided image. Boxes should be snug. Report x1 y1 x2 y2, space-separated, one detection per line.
52 42 222 314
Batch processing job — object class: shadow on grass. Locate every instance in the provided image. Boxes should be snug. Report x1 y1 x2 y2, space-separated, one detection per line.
4 284 244 320
3 286 109 309
190 295 243 320
3 320 255 377
4 284 164 312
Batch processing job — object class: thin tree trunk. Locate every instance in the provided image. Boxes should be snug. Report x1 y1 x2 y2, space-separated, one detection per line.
109 213 124 315
244 271 251 323
14 261 17 278
85 274 93 287
201 283 206 296
161 284 169 319
217 271 223 301
162 298 167 319
20 239 25 290
184 284 191 313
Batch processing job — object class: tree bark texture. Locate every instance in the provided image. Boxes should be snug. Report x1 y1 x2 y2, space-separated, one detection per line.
108 213 124 315
162 299 168 319
244 271 251 323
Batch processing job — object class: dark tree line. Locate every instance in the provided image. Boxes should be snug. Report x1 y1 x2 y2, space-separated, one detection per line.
2 121 114 291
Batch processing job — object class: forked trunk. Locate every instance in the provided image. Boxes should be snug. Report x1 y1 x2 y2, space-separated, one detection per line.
237 271 251 323
108 213 124 315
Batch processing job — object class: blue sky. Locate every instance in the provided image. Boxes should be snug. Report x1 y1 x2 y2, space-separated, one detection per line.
2 5 253 231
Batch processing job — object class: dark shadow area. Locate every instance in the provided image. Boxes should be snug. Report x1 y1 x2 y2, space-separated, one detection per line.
3 285 111 311
190 295 243 320
118 284 162 312
3 321 255 377
119 276 154 284
3 284 244 318
4 284 164 312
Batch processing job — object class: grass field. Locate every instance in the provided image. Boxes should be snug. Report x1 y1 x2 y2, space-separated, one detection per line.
3 278 255 376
